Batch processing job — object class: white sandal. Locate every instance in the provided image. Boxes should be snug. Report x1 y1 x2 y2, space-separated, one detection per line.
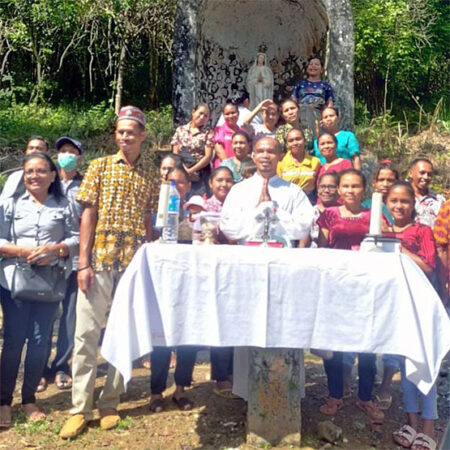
411 433 437 450
393 424 417 448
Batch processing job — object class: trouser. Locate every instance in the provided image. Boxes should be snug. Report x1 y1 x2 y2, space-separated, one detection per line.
70 270 124 420
210 347 234 382
0 286 59 406
43 271 78 377
323 351 376 401
400 358 438 420
150 346 198 395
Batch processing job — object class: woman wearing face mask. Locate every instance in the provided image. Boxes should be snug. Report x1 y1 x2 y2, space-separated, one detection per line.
36 137 84 393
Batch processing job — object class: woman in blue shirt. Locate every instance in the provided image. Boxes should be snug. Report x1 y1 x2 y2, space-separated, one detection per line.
313 107 362 171
0 153 79 427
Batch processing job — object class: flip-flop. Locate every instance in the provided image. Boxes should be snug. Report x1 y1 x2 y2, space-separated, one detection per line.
319 397 343 415
172 396 193 410
213 388 240 399
393 424 417 448
375 394 392 410
55 371 72 390
149 398 164 413
141 359 151 369
356 400 384 422
36 377 47 393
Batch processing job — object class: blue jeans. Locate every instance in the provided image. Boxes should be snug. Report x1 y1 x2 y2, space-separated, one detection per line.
400 358 438 420
0 286 59 405
44 271 78 376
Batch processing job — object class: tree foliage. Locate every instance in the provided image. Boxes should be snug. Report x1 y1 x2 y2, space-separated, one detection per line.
352 0 449 116
0 0 448 118
0 0 176 108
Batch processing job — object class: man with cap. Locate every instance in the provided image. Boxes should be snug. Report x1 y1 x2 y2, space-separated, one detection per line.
0 136 50 201
60 106 154 438
38 137 84 393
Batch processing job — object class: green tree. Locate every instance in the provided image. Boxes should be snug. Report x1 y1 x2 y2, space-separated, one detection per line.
352 0 449 116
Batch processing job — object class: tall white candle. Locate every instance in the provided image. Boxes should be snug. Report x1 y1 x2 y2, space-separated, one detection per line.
369 191 383 235
155 182 170 228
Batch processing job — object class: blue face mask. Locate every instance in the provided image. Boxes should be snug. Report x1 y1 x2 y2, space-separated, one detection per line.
57 153 78 171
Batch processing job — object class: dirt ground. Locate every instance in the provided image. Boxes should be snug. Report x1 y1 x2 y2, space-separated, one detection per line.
0 350 448 450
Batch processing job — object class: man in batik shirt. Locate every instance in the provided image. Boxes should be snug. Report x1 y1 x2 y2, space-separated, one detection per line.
60 106 154 438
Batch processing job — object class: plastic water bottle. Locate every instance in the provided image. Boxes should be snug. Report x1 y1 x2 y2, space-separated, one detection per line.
162 180 180 243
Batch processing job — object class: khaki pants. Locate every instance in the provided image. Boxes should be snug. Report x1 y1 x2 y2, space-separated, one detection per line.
70 270 124 419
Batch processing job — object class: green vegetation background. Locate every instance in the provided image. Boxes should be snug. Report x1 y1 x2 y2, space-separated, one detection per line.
0 0 448 190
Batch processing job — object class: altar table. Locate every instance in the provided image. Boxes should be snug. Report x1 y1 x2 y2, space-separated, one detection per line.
102 243 450 395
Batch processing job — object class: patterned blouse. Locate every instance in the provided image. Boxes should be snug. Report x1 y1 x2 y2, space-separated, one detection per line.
170 123 214 162
414 191 446 228
76 152 155 271
433 200 449 292
275 123 313 152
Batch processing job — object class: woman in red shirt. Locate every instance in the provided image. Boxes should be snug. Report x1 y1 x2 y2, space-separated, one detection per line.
317 169 384 424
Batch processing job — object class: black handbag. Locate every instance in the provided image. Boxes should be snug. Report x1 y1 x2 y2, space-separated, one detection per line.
10 198 67 303
11 260 66 302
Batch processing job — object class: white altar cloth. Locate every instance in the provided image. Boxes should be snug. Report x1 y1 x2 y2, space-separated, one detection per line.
101 243 450 394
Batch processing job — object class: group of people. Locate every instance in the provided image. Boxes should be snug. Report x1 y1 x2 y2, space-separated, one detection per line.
0 57 448 450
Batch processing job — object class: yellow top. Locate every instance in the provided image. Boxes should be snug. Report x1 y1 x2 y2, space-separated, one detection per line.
277 151 321 193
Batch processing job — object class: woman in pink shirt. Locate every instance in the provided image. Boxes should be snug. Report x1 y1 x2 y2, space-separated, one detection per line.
213 103 246 168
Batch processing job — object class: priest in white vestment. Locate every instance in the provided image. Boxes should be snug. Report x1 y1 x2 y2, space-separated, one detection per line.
220 136 314 246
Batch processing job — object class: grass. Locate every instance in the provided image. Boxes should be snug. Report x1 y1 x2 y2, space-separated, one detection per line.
13 413 51 435
0 100 448 194
116 415 134 430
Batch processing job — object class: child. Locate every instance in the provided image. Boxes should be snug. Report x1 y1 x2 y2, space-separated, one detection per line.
385 181 438 450
183 195 207 244
184 195 206 223
362 162 400 409
241 160 257 179
362 162 399 227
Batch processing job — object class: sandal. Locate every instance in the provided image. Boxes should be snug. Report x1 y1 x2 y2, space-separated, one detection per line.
356 400 384 422
141 358 151 369
411 433 437 450
172 396 193 411
319 397 343 415
375 393 392 410
149 398 164 413
393 425 418 448
55 371 72 390
36 377 47 393
213 388 240 399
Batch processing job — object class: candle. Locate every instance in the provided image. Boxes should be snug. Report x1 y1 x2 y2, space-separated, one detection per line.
155 182 169 228
369 192 382 235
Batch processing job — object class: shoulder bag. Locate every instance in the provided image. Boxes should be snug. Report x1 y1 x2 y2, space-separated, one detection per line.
10 198 67 302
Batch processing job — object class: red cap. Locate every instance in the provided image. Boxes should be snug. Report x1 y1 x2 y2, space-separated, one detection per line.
116 106 146 127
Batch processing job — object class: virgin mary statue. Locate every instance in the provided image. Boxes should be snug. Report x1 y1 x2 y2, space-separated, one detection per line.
246 53 274 109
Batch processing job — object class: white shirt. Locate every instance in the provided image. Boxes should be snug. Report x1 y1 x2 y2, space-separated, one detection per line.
0 169 23 203
220 173 314 244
